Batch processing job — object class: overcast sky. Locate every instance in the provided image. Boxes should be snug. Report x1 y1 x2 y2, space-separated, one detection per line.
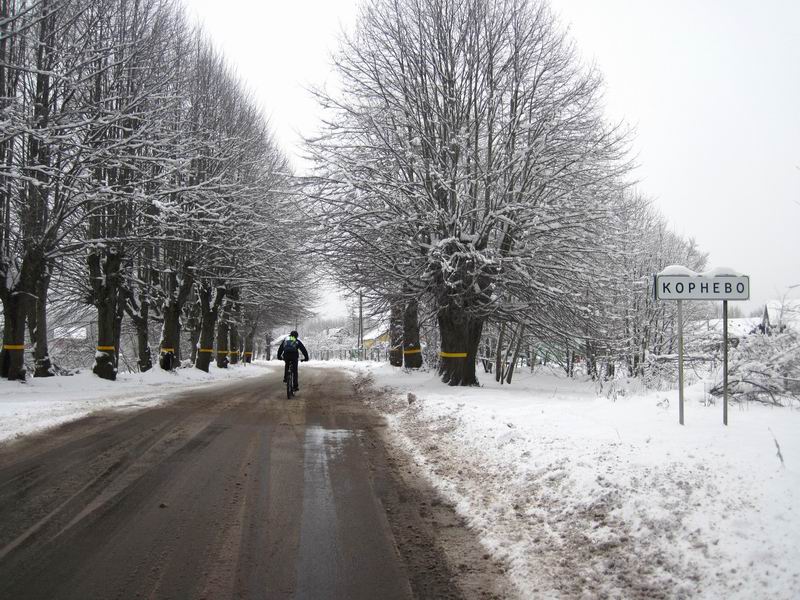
183 0 799 312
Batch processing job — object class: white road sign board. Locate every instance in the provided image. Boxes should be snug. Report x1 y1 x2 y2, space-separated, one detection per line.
655 274 750 301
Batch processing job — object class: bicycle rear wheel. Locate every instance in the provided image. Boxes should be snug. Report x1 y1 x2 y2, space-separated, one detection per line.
286 371 293 399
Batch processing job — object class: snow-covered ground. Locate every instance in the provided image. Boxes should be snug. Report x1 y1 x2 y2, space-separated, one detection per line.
352 362 800 599
2 358 797 597
0 362 276 443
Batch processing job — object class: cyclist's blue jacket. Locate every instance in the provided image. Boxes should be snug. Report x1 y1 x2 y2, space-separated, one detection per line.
277 336 309 361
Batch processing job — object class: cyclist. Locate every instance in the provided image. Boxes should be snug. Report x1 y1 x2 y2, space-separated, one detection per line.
277 330 309 391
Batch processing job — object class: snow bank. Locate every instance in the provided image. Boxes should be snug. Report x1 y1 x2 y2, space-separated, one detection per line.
0 362 276 443
359 363 800 599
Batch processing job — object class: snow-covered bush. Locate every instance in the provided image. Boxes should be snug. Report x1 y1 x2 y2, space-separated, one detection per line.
710 329 800 405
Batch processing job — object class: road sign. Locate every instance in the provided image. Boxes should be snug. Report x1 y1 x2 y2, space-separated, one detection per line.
654 274 749 301
653 266 750 427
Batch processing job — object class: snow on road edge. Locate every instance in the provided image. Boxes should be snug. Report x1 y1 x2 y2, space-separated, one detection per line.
0 361 278 443
348 361 800 600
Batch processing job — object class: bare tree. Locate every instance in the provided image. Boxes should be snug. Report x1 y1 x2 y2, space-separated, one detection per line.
1 0 311 380
305 0 631 385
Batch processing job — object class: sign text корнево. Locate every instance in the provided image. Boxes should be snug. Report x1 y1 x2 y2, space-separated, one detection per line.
654 275 749 301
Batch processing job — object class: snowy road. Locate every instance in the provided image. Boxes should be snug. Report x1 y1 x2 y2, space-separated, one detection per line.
0 368 498 600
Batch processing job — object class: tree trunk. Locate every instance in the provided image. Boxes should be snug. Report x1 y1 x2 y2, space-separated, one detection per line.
89 248 123 381
94 299 117 380
389 300 403 366
227 288 240 365
1 290 28 380
217 315 230 369
17 4 53 379
189 321 201 365
500 325 522 383
606 361 615 379
124 284 153 373
585 340 597 379
195 284 226 372
242 313 259 364
135 302 152 372
229 328 239 364
437 306 483 386
563 337 575 378
29 262 54 376
159 262 194 371
495 322 506 382
402 298 422 369
113 286 125 369
159 293 178 370
1 247 48 380
244 332 254 363
187 299 201 365
482 339 493 373
505 326 526 384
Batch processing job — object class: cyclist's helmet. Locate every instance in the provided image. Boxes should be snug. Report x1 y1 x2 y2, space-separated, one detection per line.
290 330 299 338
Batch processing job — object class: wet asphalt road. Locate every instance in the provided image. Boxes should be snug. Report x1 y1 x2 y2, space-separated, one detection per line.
0 366 460 600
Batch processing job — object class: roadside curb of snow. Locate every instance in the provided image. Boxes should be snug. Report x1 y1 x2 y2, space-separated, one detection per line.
0 363 276 444
358 373 732 599
358 379 546 599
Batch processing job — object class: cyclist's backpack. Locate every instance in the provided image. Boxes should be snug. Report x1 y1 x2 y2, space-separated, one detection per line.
283 336 299 353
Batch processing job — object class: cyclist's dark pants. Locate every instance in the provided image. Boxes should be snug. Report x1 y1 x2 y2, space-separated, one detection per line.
283 356 299 389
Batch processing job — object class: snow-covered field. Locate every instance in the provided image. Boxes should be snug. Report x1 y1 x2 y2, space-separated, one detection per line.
0 362 275 443
353 362 800 599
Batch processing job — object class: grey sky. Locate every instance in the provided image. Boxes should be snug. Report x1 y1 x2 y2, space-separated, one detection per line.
184 0 799 311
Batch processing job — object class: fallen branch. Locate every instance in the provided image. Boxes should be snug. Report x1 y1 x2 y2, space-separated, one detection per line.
768 428 785 468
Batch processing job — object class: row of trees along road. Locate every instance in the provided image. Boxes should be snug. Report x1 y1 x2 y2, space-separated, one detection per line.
0 0 313 381
302 0 707 385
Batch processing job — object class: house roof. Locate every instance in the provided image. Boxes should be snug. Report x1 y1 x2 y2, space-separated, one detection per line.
697 317 760 337
362 324 389 341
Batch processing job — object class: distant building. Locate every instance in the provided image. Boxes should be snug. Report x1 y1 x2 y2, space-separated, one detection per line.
362 324 389 349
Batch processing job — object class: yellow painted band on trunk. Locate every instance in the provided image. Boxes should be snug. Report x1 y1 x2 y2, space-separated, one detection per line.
403 348 422 354
227 351 239 354
96 346 116 351
440 352 467 358
3 344 25 350
243 351 253 355
198 348 214 353
160 348 175 353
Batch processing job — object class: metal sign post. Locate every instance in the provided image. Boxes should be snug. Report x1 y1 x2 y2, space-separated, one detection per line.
723 300 728 426
677 299 684 426
654 267 749 426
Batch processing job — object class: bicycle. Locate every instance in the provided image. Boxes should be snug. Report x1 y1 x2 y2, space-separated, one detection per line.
286 362 296 399
284 357 309 399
